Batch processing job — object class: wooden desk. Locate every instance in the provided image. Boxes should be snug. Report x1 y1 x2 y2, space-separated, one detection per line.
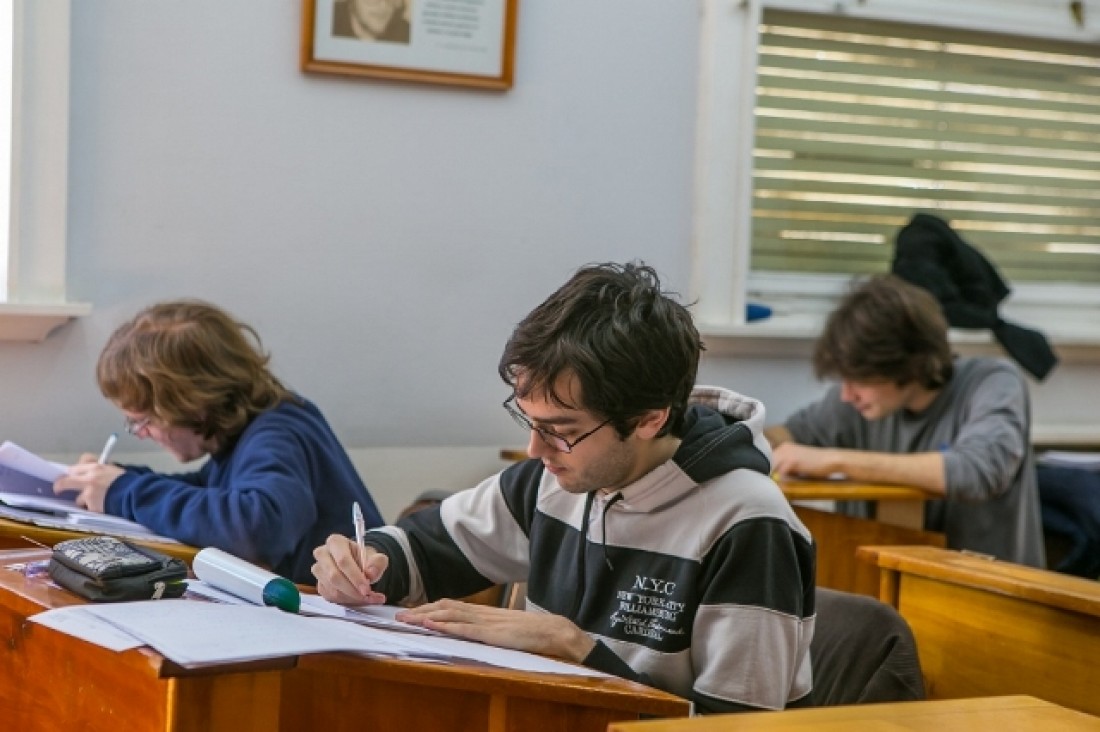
858 545 1100 716
779 477 930 530
0 549 689 732
0 517 199 562
606 696 1100 731
779 478 945 597
501 449 945 597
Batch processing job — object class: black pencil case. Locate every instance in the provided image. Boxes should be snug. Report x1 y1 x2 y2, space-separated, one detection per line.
48 536 188 602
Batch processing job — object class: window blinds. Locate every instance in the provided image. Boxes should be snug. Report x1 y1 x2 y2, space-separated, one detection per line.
751 10 1100 285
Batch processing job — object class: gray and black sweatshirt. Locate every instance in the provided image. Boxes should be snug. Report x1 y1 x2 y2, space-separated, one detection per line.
363 386 816 713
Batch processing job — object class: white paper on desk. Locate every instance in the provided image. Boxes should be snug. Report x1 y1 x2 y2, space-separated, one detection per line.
29 606 146 652
1039 451 1100 470
77 600 452 668
402 633 612 678
0 441 67 482
0 499 180 544
298 594 443 637
0 441 73 500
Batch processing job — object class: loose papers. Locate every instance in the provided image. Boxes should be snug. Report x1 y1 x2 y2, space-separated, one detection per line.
30 596 608 678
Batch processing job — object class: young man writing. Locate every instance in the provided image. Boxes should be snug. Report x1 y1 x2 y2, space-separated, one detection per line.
765 274 1045 567
313 261 815 713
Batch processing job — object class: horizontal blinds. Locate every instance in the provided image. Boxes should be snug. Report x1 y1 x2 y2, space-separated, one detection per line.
751 10 1100 284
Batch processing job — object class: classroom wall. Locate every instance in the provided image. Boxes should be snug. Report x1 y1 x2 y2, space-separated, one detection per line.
0 0 1096 521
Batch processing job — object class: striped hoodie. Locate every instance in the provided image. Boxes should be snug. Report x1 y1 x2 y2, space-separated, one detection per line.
363 385 816 713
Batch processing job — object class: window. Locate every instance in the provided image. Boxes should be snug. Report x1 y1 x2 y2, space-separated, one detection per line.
693 0 1100 342
1 1 14 297
0 0 88 341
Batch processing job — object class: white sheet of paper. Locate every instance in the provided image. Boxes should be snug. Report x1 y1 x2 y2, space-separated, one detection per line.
297 594 443 636
78 600 445 668
0 441 67 481
400 633 611 678
35 597 610 678
1039 451 1100 470
29 606 145 652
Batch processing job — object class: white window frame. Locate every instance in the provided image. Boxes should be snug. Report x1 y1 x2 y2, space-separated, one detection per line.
1 0 88 342
692 0 1100 350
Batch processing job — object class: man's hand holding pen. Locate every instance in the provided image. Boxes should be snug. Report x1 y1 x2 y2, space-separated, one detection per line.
312 533 389 606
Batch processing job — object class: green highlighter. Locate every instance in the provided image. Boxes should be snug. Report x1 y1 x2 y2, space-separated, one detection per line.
192 547 301 613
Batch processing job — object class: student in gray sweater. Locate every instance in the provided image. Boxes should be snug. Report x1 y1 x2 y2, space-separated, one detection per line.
765 274 1045 567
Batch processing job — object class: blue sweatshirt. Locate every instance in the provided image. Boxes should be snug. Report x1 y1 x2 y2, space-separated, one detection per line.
105 398 382 584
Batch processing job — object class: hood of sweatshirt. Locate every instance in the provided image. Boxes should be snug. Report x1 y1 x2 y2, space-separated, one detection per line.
673 385 773 485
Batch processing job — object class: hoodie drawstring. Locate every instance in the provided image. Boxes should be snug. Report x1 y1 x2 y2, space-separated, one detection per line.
570 491 597 618
601 492 624 570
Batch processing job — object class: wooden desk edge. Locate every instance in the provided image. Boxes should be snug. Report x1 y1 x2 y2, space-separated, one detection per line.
0 518 199 563
857 545 1100 618
296 652 690 716
605 696 1099 731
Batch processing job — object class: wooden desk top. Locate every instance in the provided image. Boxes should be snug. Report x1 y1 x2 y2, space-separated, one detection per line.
0 517 199 563
857 545 1100 619
777 477 929 502
607 696 1100 731
0 548 690 717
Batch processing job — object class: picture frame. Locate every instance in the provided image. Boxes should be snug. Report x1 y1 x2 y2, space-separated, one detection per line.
301 0 518 91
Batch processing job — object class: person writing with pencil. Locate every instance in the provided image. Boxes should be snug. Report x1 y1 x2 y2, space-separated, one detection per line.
53 299 383 584
313 262 815 713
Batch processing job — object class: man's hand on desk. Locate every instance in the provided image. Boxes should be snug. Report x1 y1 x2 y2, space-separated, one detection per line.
770 442 841 480
52 453 125 513
312 534 388 606
397 600 597 663
771 443 947 494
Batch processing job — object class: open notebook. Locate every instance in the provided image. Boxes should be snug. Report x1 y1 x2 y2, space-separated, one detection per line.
0 441 177 543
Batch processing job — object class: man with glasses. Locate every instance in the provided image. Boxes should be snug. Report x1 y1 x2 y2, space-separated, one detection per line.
312 262 815 714
53 299 383 584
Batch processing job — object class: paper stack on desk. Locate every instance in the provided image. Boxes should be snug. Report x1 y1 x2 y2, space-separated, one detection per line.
0 441 178 543
29 549 608 678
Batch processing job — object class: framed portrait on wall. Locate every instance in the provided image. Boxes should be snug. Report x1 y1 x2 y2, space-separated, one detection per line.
301 0 519 90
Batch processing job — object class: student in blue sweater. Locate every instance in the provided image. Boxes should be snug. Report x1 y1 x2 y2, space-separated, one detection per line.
53 300 382 584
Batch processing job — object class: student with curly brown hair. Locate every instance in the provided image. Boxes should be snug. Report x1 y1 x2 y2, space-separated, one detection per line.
53 300 382 584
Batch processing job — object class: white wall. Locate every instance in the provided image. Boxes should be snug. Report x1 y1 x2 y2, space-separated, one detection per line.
0 0 1096 520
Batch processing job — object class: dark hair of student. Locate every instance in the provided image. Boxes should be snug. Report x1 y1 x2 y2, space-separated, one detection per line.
498 261 704 439
97 300 296 444
813 274 954 389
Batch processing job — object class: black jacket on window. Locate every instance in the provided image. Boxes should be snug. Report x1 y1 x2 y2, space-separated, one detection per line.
891 212 1058 381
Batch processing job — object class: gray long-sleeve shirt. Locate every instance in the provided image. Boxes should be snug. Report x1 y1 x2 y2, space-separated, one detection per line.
784 357 1045 567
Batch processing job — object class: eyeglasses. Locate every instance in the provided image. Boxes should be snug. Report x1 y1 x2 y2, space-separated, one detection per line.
123 415 152 436
502 395 612 454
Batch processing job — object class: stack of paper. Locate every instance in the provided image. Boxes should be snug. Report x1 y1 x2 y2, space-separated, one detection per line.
0 441 177 543
0 441 72 499
1038 451 1100 470
31 598 607 677
30 547 608 678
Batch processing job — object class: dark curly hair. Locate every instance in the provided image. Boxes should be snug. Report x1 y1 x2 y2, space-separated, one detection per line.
499 261 703 439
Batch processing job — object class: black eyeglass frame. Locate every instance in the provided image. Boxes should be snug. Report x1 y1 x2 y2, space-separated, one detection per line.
502 396 612 454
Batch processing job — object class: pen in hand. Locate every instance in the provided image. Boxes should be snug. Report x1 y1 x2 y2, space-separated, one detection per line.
352 501 367 570
98 433 119 465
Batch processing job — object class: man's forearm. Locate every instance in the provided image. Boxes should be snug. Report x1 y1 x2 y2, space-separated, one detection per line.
830 449 946 495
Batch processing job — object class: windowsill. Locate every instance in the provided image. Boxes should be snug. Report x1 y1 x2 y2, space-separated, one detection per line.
0 302 91 342
700 312 1100 363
